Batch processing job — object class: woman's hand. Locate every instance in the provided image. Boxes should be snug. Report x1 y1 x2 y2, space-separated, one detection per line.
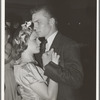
42 48 60 66
42 49 54 66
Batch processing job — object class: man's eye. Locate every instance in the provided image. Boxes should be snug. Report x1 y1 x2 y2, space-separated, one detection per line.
37 21 41 24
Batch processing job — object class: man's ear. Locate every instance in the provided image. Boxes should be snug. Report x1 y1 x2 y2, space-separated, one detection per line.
49 18 55 26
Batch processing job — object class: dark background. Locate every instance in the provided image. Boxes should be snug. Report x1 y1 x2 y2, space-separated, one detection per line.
5 0 96 100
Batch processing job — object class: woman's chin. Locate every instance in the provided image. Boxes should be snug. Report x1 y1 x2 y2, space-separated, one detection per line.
35 50 40 54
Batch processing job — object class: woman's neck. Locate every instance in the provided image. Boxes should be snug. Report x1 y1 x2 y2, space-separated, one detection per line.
21 51 35 63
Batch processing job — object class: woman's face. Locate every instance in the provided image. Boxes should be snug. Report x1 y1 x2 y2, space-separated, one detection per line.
27 31 41 54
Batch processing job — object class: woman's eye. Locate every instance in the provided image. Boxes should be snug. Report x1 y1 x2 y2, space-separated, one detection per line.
37 21 40 23
34 38 37 41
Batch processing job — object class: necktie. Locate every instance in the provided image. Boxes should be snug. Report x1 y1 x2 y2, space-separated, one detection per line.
41 39 49 84
41 39 47 54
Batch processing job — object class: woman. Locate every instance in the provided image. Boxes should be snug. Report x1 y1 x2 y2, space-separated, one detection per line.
5 24 21 100
13 21 60 100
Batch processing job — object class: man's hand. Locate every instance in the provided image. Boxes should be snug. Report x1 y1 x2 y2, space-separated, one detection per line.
52 52 60 65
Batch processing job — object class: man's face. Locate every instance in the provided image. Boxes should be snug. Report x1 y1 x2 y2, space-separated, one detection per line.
32 10 51 38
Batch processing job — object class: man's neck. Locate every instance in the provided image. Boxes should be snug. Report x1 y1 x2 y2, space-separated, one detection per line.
45 31 58 51
45 27 57 39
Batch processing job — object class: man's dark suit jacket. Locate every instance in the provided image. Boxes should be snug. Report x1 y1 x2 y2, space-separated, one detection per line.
35 32 83 100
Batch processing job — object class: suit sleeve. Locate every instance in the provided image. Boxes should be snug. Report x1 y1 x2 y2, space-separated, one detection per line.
44 42 84 89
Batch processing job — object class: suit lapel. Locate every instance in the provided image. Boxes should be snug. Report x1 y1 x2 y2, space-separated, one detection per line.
50 32 63 52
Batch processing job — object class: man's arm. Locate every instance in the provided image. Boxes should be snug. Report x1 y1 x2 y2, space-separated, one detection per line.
44 43 83 89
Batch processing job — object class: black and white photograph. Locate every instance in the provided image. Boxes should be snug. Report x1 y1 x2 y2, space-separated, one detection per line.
1 0 98 100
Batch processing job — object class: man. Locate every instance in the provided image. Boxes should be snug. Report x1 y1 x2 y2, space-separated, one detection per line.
31 5 83 100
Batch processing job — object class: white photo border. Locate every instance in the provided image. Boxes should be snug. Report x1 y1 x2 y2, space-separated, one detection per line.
1 0 99 100
1 0 5 100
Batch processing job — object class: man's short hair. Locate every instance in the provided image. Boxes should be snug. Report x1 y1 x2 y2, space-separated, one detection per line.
30 5 58 25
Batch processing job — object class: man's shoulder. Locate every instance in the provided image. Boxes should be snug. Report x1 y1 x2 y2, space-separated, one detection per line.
57 32 77 45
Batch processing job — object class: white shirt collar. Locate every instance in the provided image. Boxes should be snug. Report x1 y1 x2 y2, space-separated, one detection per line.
45 31 58 51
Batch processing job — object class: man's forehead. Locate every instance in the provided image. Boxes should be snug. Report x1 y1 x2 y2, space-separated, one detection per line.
32 10 43 19
32 10 49 21
32 13 39 22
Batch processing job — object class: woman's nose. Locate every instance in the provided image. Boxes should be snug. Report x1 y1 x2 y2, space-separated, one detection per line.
38 39 41 46
39 40 41 44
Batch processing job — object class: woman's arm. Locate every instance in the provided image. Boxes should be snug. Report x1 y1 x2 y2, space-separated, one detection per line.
20 49 59 100
30 79 58 100
29 50 59 100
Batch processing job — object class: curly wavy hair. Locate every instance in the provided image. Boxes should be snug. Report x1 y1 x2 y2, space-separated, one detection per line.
12 21 34 60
